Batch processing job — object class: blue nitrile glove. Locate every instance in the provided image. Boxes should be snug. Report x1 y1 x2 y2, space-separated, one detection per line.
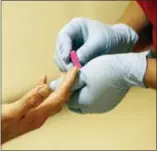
55 17 138 72
50 51 149 114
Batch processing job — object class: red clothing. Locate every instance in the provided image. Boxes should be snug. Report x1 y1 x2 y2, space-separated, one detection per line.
136 0 157 51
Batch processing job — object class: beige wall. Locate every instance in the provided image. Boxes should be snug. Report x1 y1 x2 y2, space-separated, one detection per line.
2 1 129 103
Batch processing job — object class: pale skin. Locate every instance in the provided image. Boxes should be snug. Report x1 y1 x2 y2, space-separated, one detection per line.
1 67 78 144
117 1 156 89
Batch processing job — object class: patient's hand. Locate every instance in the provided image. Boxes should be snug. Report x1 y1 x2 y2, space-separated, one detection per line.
2 67 78 144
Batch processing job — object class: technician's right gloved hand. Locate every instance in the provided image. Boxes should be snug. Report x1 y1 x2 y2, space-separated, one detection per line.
50 51 149 114
55 17 138 72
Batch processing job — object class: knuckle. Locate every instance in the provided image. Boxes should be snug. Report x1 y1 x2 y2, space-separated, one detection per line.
26 86 49 108
37 84 50 99
25 95 37 109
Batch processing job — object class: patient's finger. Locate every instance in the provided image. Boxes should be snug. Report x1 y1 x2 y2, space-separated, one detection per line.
50 67 78 104
56 67 79 95
34 67 78 113
13 84 52 118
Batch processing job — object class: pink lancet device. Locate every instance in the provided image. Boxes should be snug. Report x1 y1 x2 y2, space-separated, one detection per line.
70 51 82 68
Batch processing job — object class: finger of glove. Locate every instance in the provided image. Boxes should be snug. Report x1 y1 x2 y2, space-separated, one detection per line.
55 39 69 72
59 18 87 61
56 33 72 62
54 55 66 72
77 38 103 65
56 36 75 72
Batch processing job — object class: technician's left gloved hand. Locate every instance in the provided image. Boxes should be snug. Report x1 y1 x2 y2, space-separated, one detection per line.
54 18 138 72
50 51 149 114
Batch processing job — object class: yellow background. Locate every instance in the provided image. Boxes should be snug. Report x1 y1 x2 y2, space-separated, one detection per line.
2 1 156 150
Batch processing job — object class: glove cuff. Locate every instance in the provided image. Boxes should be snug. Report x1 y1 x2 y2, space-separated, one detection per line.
123 51 149 88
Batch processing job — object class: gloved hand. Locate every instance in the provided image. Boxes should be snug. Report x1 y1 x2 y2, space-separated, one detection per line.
55 17 138 72
50 51 149 114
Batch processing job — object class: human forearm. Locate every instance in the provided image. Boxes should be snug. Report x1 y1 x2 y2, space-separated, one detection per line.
117 1 152 52
144 58 156 89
